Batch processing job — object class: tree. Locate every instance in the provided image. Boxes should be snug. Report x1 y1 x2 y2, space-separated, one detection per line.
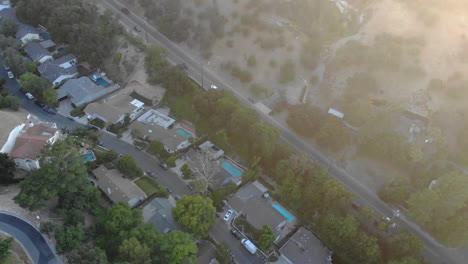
287 104 323 137
216 243 235 264
117 155 143 179
257 225 275 252
0 237 12 261
42 89 58 107
55 225 86 254
316 116 351 152
158 231 198 264
190 150 220 196
384 231 423 261
118 237 151 264
19 73 51 97
279 60 296 83
344 72 378 103
277 176 303 209
378 175 411 205
0 18 17 37
173 195 216 238
40 221 55 236
181 164 193 179
0 34 19 51
67 244 108 264
166 156 176 168
247 122 280 162
3 47 29 76
0 153 16 184
14 139 89 210
149 140 166 156
145 45 167 84
0 94 20 110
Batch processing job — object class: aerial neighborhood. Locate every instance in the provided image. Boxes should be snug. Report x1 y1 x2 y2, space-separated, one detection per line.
0 1 466 264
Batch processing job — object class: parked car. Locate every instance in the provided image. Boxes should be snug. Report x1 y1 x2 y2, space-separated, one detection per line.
121 8 130 14
135 145 143 150
210 84 218 89
166 188 173 194
4 65 10 70
7 71 14 79
231 229 242 240
19 88 27 94
146 170 157 179
134 25 142 32
160 162 168 170
175 194 182 200
34 100 45 108
224 209 233 221
187 184 194 191
97 141 104 146
42 106 56 115
118 153 124 157
25 93 34 100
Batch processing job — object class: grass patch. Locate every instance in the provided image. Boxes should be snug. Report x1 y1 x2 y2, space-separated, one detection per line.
135 175 168 198
168 96 195 121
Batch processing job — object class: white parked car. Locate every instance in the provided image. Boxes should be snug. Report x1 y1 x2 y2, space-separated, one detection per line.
210 84 218 89
25 93 34 100
224 209 233 221
7 71 14 79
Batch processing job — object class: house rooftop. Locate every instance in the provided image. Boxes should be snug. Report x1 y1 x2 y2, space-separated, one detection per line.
92 165 146 205
129 121 187 152
39 39 55 49
24 42 52 62
142 198 178 233
16 24 39 40
0 8 19 24
279 227 332 264
137 109 175 129
85 93 141 124
9 123 58 160
58 77 119 106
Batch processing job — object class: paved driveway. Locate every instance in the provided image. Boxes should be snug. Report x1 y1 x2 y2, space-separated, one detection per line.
0 212 60 264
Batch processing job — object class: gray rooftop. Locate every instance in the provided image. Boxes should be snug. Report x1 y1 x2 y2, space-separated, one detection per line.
39 39 55 49
142 198 178 233
38 54 78 84
24 42 51 62
16 24 38 40
0 8 19 24
53 54 77 65
129 121 188 152
279 227 332 264
58 77 118 106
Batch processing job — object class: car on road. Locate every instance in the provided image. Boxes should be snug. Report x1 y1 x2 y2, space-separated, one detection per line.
121 8 130 14
25 93 34 100
19 88 27 94
118 153 124 157
43 106 56 115
231 229 242 240
166 188 173 194
97 141 104 146
146 170 157 178
134 25 142 32
160 162 168 170
135 145 143 150
175 194 182 200
187 184 194 191
34 100 45 108
7 71 14 79
210 84 218 89
4 65 10 70
224 209 233 221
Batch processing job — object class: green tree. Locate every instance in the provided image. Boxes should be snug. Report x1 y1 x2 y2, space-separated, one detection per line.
166 156 176 167
14 139 88 210
3 47 29 76
149 141 165 156
67 244 108 264
19 73 51 97
181 164 193 179
43 89 58 107
247 122 280 162
216 243 235 264
316 116 351 152
279 60 296 83
158 231 198 264
0 34 20 51
277 176 303 209
0 237 12 261
118 237 151 264
287 104 323 137
384 231 423 261
0 153 16 184
145 45 167 84
117 155 143 179
378 175 411 205
387 257 421 264
257 225 275 252
173 195 216 238
55 225 86 254
344 72 378 103
0 18 17 37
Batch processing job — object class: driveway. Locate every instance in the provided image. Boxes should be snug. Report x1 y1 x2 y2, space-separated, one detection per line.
0 211 60 264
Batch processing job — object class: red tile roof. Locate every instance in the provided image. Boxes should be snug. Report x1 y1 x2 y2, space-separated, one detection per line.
9 124 57 160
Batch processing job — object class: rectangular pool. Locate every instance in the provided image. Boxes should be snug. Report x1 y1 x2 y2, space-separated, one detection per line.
221 161 243 178
94 78 110 87
175 128 192 138
79 152 96 163
272 204 294 222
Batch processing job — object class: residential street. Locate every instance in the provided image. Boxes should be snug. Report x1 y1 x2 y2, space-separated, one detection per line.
0 211 61 264
98 0 467 263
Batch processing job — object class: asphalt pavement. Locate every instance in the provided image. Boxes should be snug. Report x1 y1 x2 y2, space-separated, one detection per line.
0 211 61 264
97 1 467 263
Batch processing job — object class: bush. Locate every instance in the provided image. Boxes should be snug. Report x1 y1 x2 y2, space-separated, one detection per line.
113 52 122 63
166 156 176 167
70 104 87 117
181 164 193 179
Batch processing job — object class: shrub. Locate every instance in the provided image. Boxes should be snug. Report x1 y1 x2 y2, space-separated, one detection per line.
166 156 176 167
113 52 122 63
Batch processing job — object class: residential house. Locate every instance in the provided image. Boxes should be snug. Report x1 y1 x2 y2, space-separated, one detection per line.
24 42 53 63
278 227 333 264
126 80 163 107
129 120 191 153
228 181 297 242
85 93 145 125
5 122 60 171
198 141 224 160
38 54 78 86
92 165 146 208
142 198 179 233
57 77 119 107
0 7 18 24
16 24 40 45
39 39 56 52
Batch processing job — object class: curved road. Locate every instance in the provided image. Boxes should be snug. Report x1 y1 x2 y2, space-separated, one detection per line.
98 1 466 263
0 212 60 264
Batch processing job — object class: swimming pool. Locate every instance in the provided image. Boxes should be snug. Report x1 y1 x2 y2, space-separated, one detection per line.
94 78 110 87
176 128 192 138
272 204 295 222
221 161 243 178
80 152 96 163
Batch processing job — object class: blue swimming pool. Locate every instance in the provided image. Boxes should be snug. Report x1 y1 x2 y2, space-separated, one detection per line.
272 204 295 222
94 78 110 87
176 128 192 138
221 161 243 178
80 152 96 163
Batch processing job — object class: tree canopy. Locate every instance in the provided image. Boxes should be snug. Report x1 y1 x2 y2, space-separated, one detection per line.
173 195 216 238
0 153 16 184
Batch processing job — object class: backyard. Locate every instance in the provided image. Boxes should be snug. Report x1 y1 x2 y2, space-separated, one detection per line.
135 175 168 197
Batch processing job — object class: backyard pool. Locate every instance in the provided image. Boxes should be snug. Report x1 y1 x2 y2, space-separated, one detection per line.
272 204 295 222
79 152 96 163
221 161 243 178
175 128 192 138
94 78 110 87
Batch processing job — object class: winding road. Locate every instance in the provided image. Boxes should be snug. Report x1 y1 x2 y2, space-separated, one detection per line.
0 211 60 264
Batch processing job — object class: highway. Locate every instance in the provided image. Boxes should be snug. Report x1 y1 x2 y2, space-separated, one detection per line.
98 0 466 263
